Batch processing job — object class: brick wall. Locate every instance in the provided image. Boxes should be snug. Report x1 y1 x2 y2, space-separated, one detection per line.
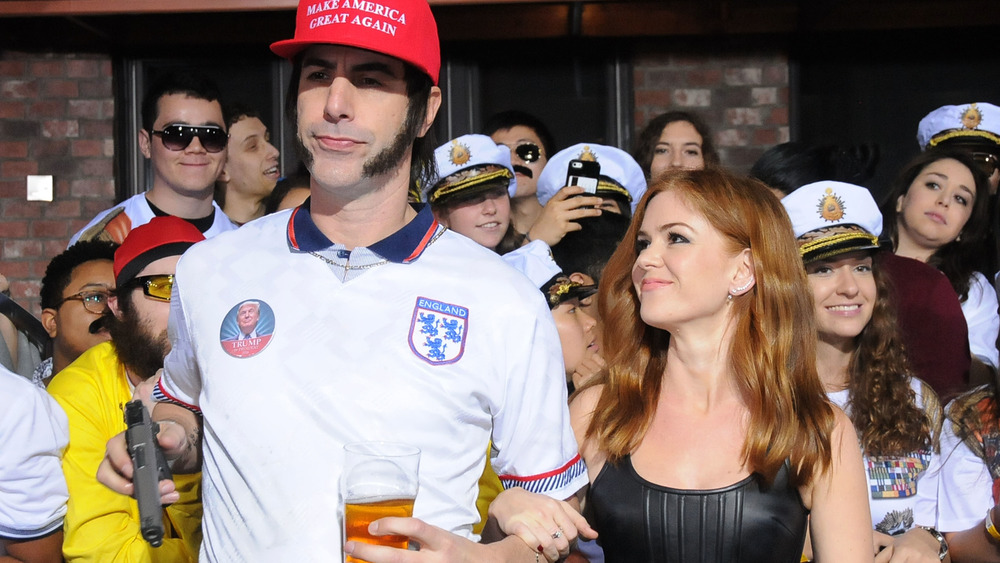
633 48 790 173
0 46 787 313
0 51 116 314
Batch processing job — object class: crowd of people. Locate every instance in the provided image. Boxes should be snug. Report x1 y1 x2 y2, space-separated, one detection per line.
2 0 1000 561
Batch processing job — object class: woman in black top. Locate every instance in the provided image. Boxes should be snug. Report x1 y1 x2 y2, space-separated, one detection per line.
570 168 873 562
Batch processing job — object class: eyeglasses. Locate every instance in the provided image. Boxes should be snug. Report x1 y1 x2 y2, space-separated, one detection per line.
513 142 543 163
118 275 174 302
151 124 228 153
972 152 1000 176
55 290 110 314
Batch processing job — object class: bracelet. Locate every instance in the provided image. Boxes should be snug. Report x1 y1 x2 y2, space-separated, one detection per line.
918 526 949 561
987 507 1000 542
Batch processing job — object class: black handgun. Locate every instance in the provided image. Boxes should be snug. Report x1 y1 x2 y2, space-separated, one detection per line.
124 400 172 547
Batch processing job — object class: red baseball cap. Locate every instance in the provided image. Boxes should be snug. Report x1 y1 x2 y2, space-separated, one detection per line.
271 0 441 85
114 216 206 286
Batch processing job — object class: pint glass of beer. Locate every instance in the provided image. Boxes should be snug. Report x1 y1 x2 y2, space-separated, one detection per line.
342 442 420 562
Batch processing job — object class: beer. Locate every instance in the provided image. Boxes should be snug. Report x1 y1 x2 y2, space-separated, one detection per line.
341 442 420 562
344 496 415 562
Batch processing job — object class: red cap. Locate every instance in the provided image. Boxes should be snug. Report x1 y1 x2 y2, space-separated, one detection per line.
114 216 206 286
271 0 440 85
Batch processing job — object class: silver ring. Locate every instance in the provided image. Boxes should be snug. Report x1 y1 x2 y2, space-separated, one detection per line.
551 530 563 540
535 553 540 563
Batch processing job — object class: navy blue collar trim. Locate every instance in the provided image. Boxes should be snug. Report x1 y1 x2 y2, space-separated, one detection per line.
287 199 438 264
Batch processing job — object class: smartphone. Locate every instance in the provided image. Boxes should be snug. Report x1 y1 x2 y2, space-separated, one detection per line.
565 159 601 194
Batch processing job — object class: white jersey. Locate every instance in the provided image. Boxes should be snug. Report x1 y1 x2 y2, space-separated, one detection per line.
0 365 68 545
962 272 1000 369
154 203 587 561
918 413 993 532
69 192 236 246
827 378 940 534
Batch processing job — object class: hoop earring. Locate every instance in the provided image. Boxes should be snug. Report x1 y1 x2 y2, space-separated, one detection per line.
730 277 754 296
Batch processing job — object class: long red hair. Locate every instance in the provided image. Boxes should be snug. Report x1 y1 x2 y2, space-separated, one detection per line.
586 168 835 484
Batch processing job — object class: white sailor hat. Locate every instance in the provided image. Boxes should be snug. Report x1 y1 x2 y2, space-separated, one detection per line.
780 180 882 263
426 134 516 205
504 246 595 309
537 143 647 214
917 102 1000 150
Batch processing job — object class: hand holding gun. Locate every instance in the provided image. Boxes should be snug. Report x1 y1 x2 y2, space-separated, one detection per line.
124 400 172 547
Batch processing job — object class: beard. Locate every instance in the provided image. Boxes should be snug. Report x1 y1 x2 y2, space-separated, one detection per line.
295 98 422 183
107 297 170 381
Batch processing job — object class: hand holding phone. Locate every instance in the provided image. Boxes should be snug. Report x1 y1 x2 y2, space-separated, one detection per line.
565 159 600 194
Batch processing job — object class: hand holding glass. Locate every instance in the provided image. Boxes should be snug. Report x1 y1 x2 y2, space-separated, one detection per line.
342 442 420 562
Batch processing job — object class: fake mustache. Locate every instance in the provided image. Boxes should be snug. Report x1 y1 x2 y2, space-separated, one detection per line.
513 165 533 178
89 316 108 334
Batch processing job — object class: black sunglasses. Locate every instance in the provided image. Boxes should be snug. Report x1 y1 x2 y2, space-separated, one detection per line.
117 274 174 302
514 142 543 163
151 124 228 153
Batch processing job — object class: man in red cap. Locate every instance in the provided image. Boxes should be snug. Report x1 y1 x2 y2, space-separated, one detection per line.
98 2 590 562
48 216 205 561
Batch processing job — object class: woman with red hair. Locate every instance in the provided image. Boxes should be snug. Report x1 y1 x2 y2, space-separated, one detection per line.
570 168 872 561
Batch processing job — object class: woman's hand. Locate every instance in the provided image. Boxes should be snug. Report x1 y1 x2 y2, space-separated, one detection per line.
572 354 606 390
526 186 603 247
873 528 944 563
488 487 597 562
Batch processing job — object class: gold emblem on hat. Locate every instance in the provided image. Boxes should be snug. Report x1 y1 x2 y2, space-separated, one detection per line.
817 188 845 222
578 146 598 162
962 104 983 130
449 140 471 165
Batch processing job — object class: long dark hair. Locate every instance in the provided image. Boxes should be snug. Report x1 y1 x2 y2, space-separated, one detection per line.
632 111 720 178
880 147 992 301
845 254 937 455
750 142 879 197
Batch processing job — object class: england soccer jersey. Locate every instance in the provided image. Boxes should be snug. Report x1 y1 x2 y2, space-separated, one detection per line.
155 202 587 561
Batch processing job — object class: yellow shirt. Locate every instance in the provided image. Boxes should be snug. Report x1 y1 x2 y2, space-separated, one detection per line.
474 443 503 535
48 341 201 562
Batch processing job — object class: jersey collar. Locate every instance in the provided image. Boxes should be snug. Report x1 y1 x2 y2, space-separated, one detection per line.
287 198 439 264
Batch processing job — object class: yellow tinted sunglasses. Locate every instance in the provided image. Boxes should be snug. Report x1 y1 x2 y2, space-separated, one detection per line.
119 274 174 302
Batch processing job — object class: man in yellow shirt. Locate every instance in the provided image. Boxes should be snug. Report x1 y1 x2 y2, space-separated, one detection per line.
48 216 205 562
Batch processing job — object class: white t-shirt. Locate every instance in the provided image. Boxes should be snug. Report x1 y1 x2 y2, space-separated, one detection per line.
962 272 1000 368
827 378 939 533
69 192 236 246
154 204 588 561
919 412 993 532
0 365 68 544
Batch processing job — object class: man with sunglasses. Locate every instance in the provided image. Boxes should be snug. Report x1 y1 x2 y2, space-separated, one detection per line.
35 240 117 387
48 217 205 561
70 71 237 246
484 110 558 237
97 0 590 561
918 102 1000 194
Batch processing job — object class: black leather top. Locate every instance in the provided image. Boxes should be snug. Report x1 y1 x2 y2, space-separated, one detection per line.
587 455 808 562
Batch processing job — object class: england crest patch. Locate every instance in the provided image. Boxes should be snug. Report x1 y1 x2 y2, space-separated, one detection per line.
408 297 468 365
